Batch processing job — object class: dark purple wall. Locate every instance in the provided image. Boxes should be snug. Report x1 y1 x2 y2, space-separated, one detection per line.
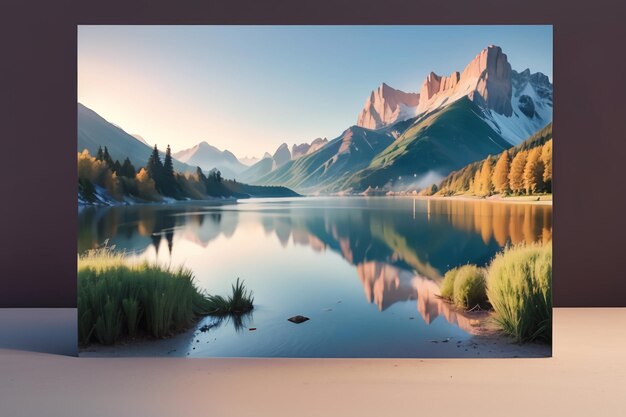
2 0 626 307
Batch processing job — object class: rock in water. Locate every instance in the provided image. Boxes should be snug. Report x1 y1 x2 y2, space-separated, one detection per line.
288 315 310 324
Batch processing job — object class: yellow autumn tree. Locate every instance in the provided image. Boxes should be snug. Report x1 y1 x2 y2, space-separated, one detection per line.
541 139 553 191
77 149 119 198
472 168 482 195
136 168 159 201
523 147 545 194
508 150 528 195
478 155 494 196
492 151 511 194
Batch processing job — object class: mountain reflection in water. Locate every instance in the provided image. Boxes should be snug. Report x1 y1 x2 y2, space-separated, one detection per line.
78 197 551 346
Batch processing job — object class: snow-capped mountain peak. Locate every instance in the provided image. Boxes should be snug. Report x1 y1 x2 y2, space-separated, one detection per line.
355 45 552 145
480 68 553 145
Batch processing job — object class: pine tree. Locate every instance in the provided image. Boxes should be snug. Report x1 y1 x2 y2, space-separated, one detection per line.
95 146 104 161
195 166 207 183
478 155 494 196
112 160 122 176
492 151 511 194
102 146 114 168
163 145 175 180
523 147 545 194
161 144 179 197
146 144 164 193
509 150 528 195
121 157 136 178
541 140 553 192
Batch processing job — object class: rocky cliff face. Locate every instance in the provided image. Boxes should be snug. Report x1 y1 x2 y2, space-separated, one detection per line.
357 45 520 130
356 83 421 130
291 143 311 159
417 45 512 116
470 45 513 116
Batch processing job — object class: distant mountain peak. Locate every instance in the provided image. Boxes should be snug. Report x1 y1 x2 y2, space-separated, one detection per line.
357 83 421 130
272 142 292 168
172 141 246 180
291 137 329 159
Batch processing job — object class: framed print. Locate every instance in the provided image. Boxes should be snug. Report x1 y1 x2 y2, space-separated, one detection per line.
77 25 552 357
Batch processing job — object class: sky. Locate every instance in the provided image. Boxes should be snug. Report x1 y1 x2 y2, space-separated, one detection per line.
78 25 552 158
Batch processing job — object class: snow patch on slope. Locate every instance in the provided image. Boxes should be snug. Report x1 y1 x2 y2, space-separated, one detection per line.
482 78 552 145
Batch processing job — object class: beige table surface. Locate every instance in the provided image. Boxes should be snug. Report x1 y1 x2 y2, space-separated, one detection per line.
0 308 625 417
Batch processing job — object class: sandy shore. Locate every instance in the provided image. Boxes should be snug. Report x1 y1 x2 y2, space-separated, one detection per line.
414 194 553 206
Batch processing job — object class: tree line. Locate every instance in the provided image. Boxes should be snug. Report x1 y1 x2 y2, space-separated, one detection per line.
437 124 553 197
78 144 297 204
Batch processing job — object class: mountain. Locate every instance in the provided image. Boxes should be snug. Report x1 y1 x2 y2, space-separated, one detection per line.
357 83 421 130
240 139 329 183
173 142 247 180
291 138 329 159
254 126 394 193
77 103 192 172
339 45 552 192
344 97 513 192
221 45 552 194
238 156 260 166
239 153 275 182
272 143 292 168
356 45 552 147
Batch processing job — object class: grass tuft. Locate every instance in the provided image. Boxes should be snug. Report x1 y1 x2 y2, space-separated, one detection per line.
440 268 459 300
203 278 254 315
78 245 254 346
486 243 552 343
440 265 487 310
452 265 488 309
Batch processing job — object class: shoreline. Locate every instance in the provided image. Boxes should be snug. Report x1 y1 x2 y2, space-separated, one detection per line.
78 196 240 209
414 194 552 206
79 309 550 358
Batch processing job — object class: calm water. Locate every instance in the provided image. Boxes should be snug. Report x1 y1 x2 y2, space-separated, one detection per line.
78 197 552 357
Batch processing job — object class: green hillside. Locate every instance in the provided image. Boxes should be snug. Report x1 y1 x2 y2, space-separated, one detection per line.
343 97 512 191
239 157 274 183
255 126 394 193
77 103 193 173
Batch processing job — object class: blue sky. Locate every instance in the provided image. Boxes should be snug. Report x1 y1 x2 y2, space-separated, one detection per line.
78 25 552 158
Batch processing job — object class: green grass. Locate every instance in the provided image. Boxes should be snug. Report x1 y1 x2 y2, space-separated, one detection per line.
440 265 487 310
453 265 487 309
486 243 552 343
78 246 253 346
440 268 459 300
204 278 254 316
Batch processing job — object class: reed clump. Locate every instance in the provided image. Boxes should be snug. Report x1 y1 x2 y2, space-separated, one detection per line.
486 243 552 343
440 265 487 309
78 246 253 346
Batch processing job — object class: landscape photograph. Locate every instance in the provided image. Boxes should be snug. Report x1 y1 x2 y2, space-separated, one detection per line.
77 25 553 357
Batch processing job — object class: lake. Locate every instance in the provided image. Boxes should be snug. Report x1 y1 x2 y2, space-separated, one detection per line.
78 197 552 357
